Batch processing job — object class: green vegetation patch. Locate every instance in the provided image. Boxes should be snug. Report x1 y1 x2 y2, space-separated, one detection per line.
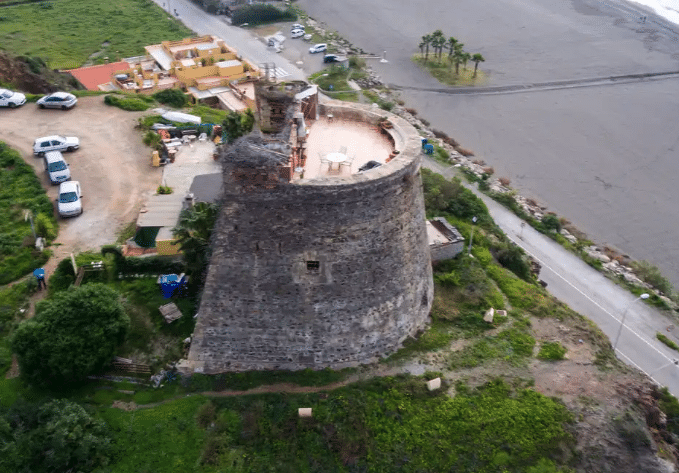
100 376 574 472
0 142 54 285
231 4 297 26
0 0 193 69
537 341 568 361
104 93 153 111
310 65 353 93
656 332 679 351
449 327 536 369
0 279 36 376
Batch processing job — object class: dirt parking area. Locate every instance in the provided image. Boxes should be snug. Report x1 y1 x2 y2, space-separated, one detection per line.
2 96 162 267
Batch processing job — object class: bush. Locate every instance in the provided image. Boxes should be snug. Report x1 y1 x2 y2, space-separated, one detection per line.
156 185 173 195
537 341 567 360
11 283 130 388
496 243 532 281
152 88 188 108
222 109 255 143
142 130 162 150
196 401 217 429
34 212 57 240
541 214 561 233
231 4 296 26
104 93 150 111
0 399 114 473
657 333 679 351
630 260 673 295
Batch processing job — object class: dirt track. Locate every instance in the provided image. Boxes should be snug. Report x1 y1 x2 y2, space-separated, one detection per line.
2 96 162 272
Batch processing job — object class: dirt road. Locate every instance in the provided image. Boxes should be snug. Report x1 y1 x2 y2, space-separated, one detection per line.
2 96 162 271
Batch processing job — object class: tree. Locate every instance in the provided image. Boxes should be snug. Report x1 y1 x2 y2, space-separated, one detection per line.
0 399 113 473
421 34 433 62
222 108 255 143
430 29 445 60
447 36 458 60
472 53 486 78
173 201 220 278
453 43 465 75
461 52 471 71
11 283 129 387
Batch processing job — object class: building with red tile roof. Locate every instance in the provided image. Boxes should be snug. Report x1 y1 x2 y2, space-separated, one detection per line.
67 61 129 91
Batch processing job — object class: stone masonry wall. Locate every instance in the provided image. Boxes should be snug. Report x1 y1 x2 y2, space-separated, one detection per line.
185 103 433 373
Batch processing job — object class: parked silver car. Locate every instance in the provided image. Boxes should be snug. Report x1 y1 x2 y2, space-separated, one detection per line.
37 92 78 110
33 135 80 156
44 151 71 185
57 181 83 217
0 88 26 108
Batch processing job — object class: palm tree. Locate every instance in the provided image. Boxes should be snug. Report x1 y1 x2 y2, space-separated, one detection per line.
472 53 485 78
421 34 433 62
431 29 445 59
453 43 465 75
461 52 471 71
447 37 458 60
418 40 426 56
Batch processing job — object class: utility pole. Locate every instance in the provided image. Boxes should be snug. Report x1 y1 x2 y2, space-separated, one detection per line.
467 216 477 256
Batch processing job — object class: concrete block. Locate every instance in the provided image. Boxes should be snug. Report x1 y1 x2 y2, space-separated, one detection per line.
298 408 313 417
483 307 495 323
426 377 441 391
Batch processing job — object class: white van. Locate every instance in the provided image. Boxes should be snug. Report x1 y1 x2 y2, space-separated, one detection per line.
44 151 71 185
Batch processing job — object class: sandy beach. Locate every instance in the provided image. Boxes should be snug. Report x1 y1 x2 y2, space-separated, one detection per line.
298 0 679 287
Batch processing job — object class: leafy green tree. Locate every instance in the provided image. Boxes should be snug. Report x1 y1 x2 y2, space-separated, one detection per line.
11 283 129 387
472 53 486 78
173 202 220 277
0 399 113 473
152 88 188 108
222 109 255 143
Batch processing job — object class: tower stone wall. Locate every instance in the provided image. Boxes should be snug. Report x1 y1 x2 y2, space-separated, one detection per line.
184 102 434 373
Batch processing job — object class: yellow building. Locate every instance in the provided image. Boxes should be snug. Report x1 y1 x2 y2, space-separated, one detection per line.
113 36 260 98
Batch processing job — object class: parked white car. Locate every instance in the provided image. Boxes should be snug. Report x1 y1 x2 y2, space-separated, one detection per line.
309 43 327 54
291 23 304 30
0 88 26 108
33 135 80 156
37 91 78 110
57 181 83 217
291 29 305 39
44 151 71 185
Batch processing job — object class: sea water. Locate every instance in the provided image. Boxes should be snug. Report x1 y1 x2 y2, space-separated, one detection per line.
627 0 679 25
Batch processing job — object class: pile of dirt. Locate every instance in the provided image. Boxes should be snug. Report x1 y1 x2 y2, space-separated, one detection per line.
0 51 83 93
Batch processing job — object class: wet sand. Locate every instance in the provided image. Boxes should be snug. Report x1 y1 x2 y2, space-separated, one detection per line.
298 0 679 286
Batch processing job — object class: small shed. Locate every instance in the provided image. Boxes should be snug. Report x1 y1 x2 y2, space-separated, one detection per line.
427 217 465 262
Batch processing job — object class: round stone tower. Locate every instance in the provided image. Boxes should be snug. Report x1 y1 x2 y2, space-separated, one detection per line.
184 100 433 373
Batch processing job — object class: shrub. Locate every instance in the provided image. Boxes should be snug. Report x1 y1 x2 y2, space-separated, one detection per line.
222 109 255 143
537 341 567 360
142 130 162 150
420 117 430 126
541 214 561 233
657 333 679 351
156 185 173 195
455 146 474 156
348 56 366 69
196 401 217 429
104 94 150 111
498 176 511 186
152 88 188 108
11 283 130 388
378 100 394 111
630 260 673 295
405 107 418 115
34 212 57 240
496 243 532 281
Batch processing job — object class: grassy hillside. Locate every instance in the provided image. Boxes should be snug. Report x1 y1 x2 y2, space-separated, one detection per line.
0 0 193 69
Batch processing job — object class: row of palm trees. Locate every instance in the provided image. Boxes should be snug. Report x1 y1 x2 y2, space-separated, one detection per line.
418 29 485 78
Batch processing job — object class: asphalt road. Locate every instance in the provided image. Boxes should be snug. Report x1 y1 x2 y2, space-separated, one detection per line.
424 156 679 396
297 0 679 289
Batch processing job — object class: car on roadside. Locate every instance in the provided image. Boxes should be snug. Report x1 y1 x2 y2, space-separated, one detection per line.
37 91 78 110
323 54 342 63
44 151 71 185
291 29 305 39
57 181 83 217
309 43 327 54
33 135 80 156
0 88 26 108
291 23 304 30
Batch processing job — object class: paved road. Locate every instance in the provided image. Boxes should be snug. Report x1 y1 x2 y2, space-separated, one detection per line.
297 0 679 290
152 0 305 80
423 156 679 396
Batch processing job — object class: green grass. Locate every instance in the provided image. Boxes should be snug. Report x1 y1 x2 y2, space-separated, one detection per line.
190 105 228 124
104 93 153 111
537 341 568 361
309 65 353 92
657 333 679 351
0 142 55 285
449 326 536 369
92 376 574 472
412 55 487 86
0 0 193 69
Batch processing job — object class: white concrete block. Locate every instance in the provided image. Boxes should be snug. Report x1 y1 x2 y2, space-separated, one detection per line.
298 408 313 417
426 377 441 391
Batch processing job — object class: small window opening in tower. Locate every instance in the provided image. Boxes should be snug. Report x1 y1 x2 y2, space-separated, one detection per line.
306 261 320 272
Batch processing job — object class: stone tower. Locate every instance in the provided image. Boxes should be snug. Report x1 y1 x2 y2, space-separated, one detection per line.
183 97 433 373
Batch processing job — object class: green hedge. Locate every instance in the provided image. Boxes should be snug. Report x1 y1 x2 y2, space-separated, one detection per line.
231 4 297 26
0 142 57 284
104 93 152 111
